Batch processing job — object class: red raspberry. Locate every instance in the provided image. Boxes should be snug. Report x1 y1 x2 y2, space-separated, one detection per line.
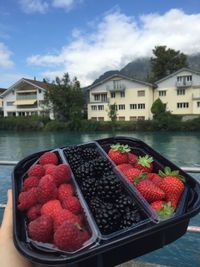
128 152 138 165
38 175 57 204
43 164 57 175
80 229 91 243
22 176 39 191
28 164 45 178
41 200 62 218
62 196 82 215
26 204 42 221
39 152 59 165
28 215 53 243
54 221 85 251
52 164 71 186
58 184 75 201
18 187 38 211
147 173 162 187
53 209 80 231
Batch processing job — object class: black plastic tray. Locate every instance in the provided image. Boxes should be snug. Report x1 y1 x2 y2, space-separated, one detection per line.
12 136 200 267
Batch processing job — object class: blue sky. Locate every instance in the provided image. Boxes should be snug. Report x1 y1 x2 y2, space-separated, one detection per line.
1 0 200 88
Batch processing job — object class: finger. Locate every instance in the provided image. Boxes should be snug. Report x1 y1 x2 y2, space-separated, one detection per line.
0 190 13 239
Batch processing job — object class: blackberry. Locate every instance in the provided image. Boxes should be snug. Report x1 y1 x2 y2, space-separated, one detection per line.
64 145 81 156
80 178 98 200
67 154 84 171
92 158 113 177
80 146 100 160
90 197 121 234
115 194 136 214
75 162 95 181
119 210 142 230
97 174 122 200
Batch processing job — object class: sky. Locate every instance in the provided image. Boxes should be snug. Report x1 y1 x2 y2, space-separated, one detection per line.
1 0 200 88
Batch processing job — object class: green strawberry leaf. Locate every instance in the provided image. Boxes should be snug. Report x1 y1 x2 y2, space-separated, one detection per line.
159 166 186 183
110 143 131 153
137 155 154 168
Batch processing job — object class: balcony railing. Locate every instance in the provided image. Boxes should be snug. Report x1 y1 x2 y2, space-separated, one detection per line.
176 81 192 87
106 84 126 91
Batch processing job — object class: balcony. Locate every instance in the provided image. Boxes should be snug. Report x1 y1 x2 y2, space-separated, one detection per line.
89 97 110 104
106 84 126 92
176 81 192 88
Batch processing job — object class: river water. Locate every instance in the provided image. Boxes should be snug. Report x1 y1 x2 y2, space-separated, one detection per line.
0 130 200 267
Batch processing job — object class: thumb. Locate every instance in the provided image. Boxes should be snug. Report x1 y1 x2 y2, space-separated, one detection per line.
0 190 13 239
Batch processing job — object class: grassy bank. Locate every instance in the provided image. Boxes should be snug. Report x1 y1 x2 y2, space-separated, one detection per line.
0 116 200 131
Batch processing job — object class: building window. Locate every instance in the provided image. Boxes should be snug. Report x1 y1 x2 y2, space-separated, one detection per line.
118 116 125 121
177 89 185 95
130 104 137 109
138 116 145 120
120 91 125 97
7 101 15 106
111 92 115 98
130 116 137 121
91 105 97 111
163 103 167 109
38 89 42 93
91 117 97 121
94 94 100 101
138 103 145 109
177 75 192 82
98 105 104 110
98 117 104 121
197 102 200 107
118 104 125 110
111 104 118 111
137 90 145 97
101 94 107 102
159 90 166 96
177 102 189 108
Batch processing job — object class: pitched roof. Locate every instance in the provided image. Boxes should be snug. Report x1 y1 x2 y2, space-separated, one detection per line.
0 88 6 94
155 68 200 84
89 73 154 90
23 78 49 90
1 78 50 97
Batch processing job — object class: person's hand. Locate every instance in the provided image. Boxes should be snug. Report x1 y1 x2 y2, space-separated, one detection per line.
0 190 33 267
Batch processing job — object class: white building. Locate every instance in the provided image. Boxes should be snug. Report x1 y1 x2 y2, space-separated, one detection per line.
88 74 154 121
154 68 200 115
0 78 53 118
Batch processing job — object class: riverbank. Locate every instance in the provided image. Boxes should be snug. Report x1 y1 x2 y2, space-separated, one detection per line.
0 116 200 131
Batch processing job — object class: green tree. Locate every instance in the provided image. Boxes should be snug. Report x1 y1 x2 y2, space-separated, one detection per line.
107 103 118 122
45 73 84 121
151 98 166 118
150 46 188 82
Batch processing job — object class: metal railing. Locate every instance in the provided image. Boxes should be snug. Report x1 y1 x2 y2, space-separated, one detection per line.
0 161 200 233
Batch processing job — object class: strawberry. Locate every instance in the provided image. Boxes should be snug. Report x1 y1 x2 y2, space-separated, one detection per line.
159 167 185 208
52 164 71 186
39 152 59 165
26 204 42 221
150 201 175 219
18 187 38 211
41 200 62 218
125 168 141 183
108 143 130 165
62 196 82 215
128 152 138 165
28 215 53 243
54 221 85 251
117 163 133 175
22 176 39 191
58 184 75 201
146 172 162 187
53 209 80 231
38 175 58 204
135 155 153 173
43 164 57 175
134 178 165 203
28 164 45 178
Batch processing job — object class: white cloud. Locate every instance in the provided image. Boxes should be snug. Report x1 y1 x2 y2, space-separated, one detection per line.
0 43 14 68
19 0 80 13
19 0 49 14
27 9 200 86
